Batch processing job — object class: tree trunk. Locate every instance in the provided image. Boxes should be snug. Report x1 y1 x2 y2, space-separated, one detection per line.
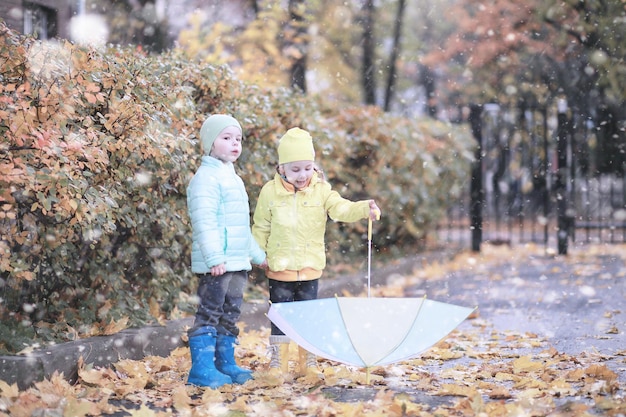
127 0 169 52
361 0 376 105
383 0 406 112
469 104 484 252
420 64 438 118
285 0 308 93
250 0 259 15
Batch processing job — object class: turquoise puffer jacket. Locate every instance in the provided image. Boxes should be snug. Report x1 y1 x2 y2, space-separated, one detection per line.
187 156 265 274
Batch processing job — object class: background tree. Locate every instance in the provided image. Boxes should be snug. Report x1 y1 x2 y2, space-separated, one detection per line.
372 0 458 117
541 0 626 174
176 2 290 88
420 0 625 174
360 0 377 105
91 0 170 52
173 0 413 109
382 0 406 112
421 1 554 108
284 0 309 92
249 0 260 15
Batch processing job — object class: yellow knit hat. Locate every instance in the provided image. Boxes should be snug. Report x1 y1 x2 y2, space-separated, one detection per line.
277 127 315 164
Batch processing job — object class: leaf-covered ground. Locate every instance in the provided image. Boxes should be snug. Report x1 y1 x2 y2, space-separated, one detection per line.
1 244 625 416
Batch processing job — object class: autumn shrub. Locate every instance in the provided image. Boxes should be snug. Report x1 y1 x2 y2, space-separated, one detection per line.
0 24 474 354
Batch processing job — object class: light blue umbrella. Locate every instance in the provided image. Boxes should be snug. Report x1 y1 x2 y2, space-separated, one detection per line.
267 215 476 382
267 296 475 368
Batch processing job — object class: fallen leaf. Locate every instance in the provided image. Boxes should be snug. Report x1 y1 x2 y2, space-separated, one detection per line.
102 316 129 335
0 380 19 398
512 355 544 373
434 383 479 397
62 397 99 417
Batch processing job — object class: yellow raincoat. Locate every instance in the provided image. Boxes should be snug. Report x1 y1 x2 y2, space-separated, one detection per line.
252 171 371 282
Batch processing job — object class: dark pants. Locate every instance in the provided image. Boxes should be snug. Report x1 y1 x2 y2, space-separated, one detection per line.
269 278 319 335
190 271 247 337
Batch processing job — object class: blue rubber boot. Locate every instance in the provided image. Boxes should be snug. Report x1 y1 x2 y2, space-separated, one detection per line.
187 326 232 388
215 334 253 384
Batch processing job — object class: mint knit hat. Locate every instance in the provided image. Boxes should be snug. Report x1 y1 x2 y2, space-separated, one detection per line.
277 127 315 164
200 114 242 155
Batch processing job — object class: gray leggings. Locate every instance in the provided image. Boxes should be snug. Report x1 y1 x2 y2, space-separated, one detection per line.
190 270 247 337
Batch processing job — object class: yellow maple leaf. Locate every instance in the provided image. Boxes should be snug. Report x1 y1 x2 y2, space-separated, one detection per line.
0 380 19 398
333 401 366 417
512 355 544 373
62 397 99 417
494 371 518 382
114 360 150 389
77 359 117 389
485 401 509 416
171 384 191 413
102 316 129 335
513 375 548 390
585 364 618 382
564 368 586 382
434 383 479 397
517 387 545 399
149 298 166 325
549 378 576 396
228 396 250 413
487 385 512 399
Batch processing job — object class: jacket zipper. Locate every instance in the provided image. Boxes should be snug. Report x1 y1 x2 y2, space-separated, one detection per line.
292 191 301 280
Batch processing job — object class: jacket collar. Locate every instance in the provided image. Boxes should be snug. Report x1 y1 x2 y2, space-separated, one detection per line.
201 155 233 169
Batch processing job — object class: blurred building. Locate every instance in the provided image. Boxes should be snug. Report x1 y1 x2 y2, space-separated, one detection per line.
0 0 74 40
1 0 252 49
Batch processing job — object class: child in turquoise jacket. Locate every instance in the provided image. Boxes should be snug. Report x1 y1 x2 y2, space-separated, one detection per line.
186 114 267 388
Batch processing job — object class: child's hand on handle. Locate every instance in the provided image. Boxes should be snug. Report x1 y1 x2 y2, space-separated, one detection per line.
369 200 381 221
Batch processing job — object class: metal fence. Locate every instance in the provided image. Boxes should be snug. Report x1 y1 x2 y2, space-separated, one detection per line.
437 102 626 253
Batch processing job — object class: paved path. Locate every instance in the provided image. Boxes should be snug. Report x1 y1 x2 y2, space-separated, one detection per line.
3 245 624 402
404 246 625 363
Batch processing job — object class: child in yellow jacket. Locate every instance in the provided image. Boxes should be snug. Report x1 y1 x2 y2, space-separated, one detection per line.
252 127 380 377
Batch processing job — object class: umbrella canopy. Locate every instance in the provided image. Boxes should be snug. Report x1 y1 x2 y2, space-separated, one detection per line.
267 296 475 368
267 212 475 375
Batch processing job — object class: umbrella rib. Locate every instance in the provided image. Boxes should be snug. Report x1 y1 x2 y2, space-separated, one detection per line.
335 295 371 368
375 295 428 366
336 296 428 367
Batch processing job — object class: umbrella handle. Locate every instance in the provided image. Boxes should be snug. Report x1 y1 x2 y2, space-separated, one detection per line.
367 210 381 241
367 210 380 297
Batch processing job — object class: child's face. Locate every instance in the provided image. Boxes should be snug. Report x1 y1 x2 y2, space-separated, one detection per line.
280 160 315 189
210 126 242 162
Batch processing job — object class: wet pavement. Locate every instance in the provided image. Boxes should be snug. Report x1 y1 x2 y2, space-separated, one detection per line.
403 246 626 365
319 244 626 411
2 244 624 412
